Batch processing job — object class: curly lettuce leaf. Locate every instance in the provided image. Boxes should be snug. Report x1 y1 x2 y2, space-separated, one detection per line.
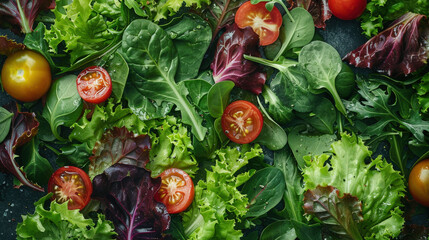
92 163 170 240
16 194 116 239
303 133 406 240
183 145 262 240
415 72 429 113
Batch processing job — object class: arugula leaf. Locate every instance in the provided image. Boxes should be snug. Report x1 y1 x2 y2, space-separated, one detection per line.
303 133 406 240
16 194 116 239
122 19 207 141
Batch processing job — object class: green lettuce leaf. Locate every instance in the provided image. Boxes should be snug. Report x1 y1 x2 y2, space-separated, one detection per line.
183 145 262 240
303 133 406 240
16 194 116 239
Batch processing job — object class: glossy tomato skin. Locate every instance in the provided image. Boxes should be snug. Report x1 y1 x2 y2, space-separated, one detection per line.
221 100 263 144
1 50 51 102
409 159 429 207
76 66 112 104
48 166 93 210
155 168 194 214
328 0 367 20
235 1 282 46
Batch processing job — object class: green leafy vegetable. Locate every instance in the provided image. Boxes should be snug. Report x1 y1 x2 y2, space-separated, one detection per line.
18 138 53 186
261 85 293 125
102 52 129 101
296 97 336 134
255 97 287 150
57 142 92 171
182 79 212 112
42 75 83 141
23 23 56 69
207 80 235 118
242 167 285 217
303 133 406 240
0 106 13 143
121 19 207 141
260 220 297 240
16 194 116 239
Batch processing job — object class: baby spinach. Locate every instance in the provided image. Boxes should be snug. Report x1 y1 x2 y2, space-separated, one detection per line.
273 7 315 61
296 97 336 134
181 79 212 112
242 167 285 217
261 85 293 125
0 106 13 143
163 14 212 81
121 19 207 141
260 220 297 240
42 75 84 141
207 80 235 118
299 41 346 115
102 52 129 101
18 138 53 186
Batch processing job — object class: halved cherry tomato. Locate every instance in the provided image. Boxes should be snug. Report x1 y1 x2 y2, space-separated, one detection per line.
76 66 112 104
155 168 194 214
1 50 51 102
235 1 282 46
48 166 93 210
221 100 263 144
409 159 429 207
328 0 367 20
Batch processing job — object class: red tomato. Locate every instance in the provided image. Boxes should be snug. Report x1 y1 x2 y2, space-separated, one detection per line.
409 159 429 207
76 66 112 104
221 100 263 144
48 166 93 210
155 168 195 214
328 0 367 20
235 1 282 46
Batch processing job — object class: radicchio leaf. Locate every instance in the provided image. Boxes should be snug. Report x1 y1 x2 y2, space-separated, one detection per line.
89 127 151 179
303 185 364 240
211 24 267 95
92 163 170 240
344 13 429 77
0 0 55 34
0 103 42 191
0 36 25 55
286 0 332 29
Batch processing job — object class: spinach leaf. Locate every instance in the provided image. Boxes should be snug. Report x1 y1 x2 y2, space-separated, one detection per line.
255 97 287 150
288 126 336 168
121 19 207 141
260 220 297 240
207 80 235 118
18 138 54 186
273 7 314 61
0 106 13 143
297 97 336 134
214 117 229 145
291 220 322 240
335 62 356 99
102 52 129 101
163 14 212 81
42 75 84 141
261 85 293 125
242 167 285 217
124 85 173 121
193 113 219 159
181 79 212 112
299 41 346 115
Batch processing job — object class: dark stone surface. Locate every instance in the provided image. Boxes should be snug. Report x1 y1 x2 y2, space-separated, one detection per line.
0 16 370 239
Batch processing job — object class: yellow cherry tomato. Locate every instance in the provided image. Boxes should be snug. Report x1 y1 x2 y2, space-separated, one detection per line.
1 50 51 102
409 159 429 207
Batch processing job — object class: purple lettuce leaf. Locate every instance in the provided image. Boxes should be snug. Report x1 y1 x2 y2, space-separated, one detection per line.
211 23 266 95
344 13 429 77
89 127 151 179
0 0 55 34
286 0 332 29
0 103 43 192
92 163 170 240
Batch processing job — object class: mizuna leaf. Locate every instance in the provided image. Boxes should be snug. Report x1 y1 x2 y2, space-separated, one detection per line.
0 103 43 192
89 127 151 179
0 36 25 56
303 185 364 240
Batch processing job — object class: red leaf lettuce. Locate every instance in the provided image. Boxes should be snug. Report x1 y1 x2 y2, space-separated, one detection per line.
0 0 55 34
286 0 332 29
344 13 429 77
211 23 267 95
92 163 170 240
0 103 43 191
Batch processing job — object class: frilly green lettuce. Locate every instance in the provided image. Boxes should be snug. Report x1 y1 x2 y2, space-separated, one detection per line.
303 132 405 240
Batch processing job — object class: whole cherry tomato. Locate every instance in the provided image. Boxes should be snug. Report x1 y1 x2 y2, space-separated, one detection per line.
409 159 429 207
328 0 367 20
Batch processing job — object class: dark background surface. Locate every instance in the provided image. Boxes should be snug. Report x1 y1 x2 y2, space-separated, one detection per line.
0 17 368 239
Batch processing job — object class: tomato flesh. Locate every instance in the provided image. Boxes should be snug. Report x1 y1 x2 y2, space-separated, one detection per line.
328 0 367 20
221 100 263 144
409 159 429 207
48 166 93 210
76 66 112 104
235 1 282 46
155 168 194 214
1 50 51 102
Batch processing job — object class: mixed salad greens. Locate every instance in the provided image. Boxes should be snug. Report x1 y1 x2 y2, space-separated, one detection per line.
0 0 429 239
